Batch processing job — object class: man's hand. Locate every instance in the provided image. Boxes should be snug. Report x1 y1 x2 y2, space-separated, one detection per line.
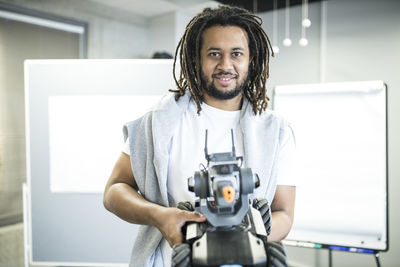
155 207 206 247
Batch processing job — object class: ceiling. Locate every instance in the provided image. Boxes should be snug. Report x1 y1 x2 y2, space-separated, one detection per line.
88 0 323 18
87 0 218 18
215 0 323 13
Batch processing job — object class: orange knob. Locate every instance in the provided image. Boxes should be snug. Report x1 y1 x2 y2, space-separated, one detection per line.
222 185 235 203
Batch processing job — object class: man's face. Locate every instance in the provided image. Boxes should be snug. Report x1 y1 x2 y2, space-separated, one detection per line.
200 26 251 100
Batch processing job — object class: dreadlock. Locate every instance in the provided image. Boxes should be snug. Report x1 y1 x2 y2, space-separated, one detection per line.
170 5 274 115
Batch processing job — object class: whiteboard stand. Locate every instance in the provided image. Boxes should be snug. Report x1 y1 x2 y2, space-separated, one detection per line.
328 249 332 267
374 252 381 267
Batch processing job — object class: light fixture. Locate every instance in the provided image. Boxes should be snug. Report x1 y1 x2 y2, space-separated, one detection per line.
299 37 308 46
299 22 308 47
282 0 292 47
302 0 311 28
283 38 292 47
302 18 311 28
299 0 309 47
272 0 279 53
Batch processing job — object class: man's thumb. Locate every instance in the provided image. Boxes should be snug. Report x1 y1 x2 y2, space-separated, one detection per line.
185 211 206 222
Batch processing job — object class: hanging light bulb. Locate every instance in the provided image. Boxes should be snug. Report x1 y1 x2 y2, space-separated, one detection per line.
299 24 308 46
302 0 311 28
272 0 279 53
283 0 292 47
299 0 309 47
302 18 311 28
283 38 292 47
272 46 280 53
299 38 308 46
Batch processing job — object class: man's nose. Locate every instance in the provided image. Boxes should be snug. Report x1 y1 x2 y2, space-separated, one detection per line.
217 55 233 71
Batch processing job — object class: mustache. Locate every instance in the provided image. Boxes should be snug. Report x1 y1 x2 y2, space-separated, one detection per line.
212 71 238 78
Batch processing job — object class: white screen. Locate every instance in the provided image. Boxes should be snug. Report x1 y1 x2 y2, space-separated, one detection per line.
273 81 387 251
48 95 162 193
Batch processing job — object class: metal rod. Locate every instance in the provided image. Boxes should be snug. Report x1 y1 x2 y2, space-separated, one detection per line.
285 0 290 38
231 129 235 155
273 0 278 46
253 0 257 13
375 253 381 267
204 129 209 161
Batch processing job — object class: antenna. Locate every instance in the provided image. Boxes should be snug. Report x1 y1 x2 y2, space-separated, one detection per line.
204 129 209 161
231 129 236 156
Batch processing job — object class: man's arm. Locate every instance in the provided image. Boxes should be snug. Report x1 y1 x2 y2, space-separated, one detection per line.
268 185 296 241
103 152 206 247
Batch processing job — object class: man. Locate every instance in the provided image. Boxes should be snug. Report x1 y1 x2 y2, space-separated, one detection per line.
103 5 296 267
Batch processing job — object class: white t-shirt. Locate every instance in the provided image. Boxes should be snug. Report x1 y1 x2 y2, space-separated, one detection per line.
122 99 296 266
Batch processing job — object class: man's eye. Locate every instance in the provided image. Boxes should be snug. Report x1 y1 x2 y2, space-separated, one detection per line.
209 52 220 57
233 52 242 57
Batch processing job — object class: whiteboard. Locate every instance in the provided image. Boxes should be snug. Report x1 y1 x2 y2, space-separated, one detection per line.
273 81 388 253
24 59 175 265
48 95 161 193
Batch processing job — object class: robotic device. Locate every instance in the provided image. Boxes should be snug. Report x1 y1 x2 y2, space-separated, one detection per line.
172 130 288 267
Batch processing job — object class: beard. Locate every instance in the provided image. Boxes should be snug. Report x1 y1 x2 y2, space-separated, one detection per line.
201 70 249 100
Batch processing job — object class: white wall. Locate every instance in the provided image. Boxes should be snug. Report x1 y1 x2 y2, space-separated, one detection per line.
90 18 148 58
174 10 192 49
148 11 176 57
259 0 400 266
147 1 220 58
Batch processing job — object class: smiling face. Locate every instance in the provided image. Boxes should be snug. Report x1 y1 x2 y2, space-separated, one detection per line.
200 25 251 106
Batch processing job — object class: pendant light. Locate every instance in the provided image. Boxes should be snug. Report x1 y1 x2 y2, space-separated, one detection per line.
272 0 280 53
299 0 310 46
302 0 311 28
282 0 292 47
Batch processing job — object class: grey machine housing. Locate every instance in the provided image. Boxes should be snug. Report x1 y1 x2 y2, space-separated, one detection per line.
185 129 269 266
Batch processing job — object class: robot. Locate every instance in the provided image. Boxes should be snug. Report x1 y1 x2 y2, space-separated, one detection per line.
171 130 288 267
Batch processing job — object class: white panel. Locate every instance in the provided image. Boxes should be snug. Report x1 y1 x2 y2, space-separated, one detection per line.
274 81 387 251
48 95 161 193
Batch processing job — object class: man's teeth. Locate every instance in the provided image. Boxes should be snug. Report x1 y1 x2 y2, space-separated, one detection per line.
219 77 231 81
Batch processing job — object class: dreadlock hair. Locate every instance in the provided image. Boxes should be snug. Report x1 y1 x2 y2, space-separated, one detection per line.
170 4 274 115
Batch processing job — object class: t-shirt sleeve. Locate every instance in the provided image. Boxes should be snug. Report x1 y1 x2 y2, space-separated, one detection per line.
276 123 297 186
122 138 130 155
